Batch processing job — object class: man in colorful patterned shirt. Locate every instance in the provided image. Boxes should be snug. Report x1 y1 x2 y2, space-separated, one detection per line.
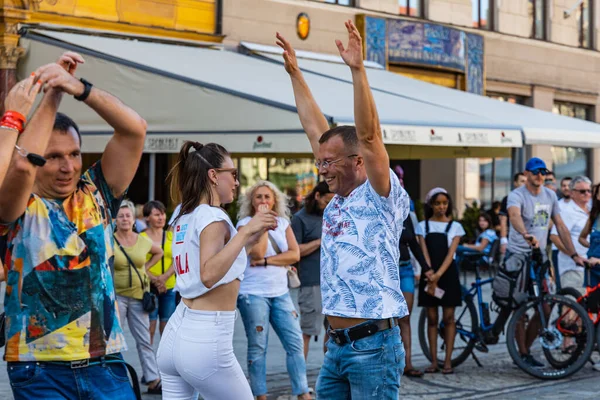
279 21 410 399
0 52 147 399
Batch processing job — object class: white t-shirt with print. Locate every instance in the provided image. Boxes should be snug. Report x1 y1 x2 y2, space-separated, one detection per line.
172 205 246 299
321 169 410 319
417 220 466 259
237 216 291 298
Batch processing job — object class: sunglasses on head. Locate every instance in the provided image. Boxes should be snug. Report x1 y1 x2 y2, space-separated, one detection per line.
529 168 549 176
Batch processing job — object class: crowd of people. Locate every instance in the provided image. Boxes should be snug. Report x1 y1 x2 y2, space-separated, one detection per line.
1 20 600 400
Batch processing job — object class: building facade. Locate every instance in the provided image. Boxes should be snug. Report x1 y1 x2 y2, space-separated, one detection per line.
1 0 599 213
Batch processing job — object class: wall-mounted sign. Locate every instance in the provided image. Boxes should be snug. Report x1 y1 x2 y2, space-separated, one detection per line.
358 15 485 95
297 13 310 40
388 20 466 72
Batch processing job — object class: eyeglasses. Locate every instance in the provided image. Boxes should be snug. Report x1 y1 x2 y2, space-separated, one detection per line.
573 189 592 195
315 154 358 169
529 168 549 176
215 168 238 180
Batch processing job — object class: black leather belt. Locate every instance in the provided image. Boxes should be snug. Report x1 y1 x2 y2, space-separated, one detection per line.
327 318 397 345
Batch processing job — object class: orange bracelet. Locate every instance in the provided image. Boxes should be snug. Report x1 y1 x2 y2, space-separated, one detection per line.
1 111 26 134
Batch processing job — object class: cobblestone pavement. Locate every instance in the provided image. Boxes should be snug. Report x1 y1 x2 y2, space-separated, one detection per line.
1 282 599 400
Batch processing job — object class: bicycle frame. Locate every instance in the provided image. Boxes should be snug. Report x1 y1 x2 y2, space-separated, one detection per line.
454 259 495 341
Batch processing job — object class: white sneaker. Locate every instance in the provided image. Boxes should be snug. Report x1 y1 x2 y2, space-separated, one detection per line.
593 362 600 372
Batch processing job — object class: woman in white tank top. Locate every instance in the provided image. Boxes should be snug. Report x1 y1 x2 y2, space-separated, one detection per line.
236 181 311 400
156 141 277 400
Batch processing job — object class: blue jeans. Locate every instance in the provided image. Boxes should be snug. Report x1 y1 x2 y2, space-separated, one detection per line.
149 288 177 322
7 354 135 400
237 292 309 396
317 324 405 399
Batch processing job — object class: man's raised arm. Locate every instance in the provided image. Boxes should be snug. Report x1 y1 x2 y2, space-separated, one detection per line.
0 75 43 187
337 21 390 197
0 78 63 223
277 33 329 157
92 89 147 198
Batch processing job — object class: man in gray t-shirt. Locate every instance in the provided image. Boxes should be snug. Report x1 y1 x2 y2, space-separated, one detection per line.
507 158 582 264
507 185 559 257
500 157 584 368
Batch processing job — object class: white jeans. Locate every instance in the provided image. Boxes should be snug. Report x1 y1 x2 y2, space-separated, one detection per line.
157 302 253 400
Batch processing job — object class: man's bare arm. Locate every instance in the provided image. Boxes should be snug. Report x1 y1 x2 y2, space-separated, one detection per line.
0 76 43 187
95 89 147 197
0 88 62 223
277 33 329 157
337 21 390 196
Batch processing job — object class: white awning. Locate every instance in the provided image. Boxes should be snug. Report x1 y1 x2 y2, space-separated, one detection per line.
18 29 522 156
245 43 600 148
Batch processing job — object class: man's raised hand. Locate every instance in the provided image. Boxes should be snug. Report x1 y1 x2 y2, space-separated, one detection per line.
34 63 85 96
4 74 43 117
336 20 364 70
276 32 300 75
57 51 85 76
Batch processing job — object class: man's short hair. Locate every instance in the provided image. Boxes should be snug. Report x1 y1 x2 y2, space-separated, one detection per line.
513 172 525 182
318 125 358 151
569 175 592 191
53 112 82 146
561 176 573 185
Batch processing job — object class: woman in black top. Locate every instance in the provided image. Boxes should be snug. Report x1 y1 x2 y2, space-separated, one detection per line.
398 212 431 377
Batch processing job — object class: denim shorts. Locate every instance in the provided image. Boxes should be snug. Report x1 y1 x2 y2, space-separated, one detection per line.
399 261 415 294
149 288 177 322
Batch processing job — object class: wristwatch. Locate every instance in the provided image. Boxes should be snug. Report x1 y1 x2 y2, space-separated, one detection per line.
264 257 268 267
570 253 578 260
74 78 93 101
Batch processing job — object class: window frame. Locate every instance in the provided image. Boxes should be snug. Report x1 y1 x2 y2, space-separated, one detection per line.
578 0 595 48
472 0 494 30
530 0 548 40
324 0 355 6
399 0 425 18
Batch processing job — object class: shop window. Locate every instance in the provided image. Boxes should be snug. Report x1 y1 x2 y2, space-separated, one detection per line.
268 158 318 212
528 0 547 40
487 92 526 105
479 157 512 210
472 0 493 30
551 101 594 179
325 0 354 6
577 0 594 48
399 0 424 17
239 157 268 195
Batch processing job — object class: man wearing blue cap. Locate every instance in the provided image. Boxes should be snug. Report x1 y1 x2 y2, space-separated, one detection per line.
490 157 584 367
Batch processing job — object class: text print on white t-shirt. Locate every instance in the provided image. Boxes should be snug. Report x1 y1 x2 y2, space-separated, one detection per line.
175 223 188 244
175 223 190 275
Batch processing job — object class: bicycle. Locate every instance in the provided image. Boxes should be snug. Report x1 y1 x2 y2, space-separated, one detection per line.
556 267 600 365
418 248 595 379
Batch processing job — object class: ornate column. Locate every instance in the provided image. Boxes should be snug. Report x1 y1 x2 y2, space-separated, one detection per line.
0 8 26 115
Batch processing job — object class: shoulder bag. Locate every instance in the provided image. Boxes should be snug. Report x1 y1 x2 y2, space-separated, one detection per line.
114 236 157 313
268 233 301 289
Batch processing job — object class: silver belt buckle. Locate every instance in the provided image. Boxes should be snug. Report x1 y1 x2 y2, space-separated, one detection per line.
70 359 89 369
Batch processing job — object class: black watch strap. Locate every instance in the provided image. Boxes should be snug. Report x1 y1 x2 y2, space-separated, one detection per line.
74 78 93 101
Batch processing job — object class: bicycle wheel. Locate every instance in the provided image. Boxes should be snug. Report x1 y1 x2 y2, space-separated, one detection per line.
506 294 594 380
418 297 478 368
542 288 588 369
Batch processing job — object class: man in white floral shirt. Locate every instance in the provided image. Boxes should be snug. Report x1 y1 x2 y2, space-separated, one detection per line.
278 20 410 399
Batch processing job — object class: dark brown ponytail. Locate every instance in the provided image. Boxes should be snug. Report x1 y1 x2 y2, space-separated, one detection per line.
168 141 229 226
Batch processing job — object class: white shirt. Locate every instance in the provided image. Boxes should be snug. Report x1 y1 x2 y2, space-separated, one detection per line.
551 200 589 276
237 216 291 298
171 204 246 299
417 220 466 259
321 169 410 319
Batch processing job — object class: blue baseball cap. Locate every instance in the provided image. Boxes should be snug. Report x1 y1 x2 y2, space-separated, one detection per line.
525 157 549 173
